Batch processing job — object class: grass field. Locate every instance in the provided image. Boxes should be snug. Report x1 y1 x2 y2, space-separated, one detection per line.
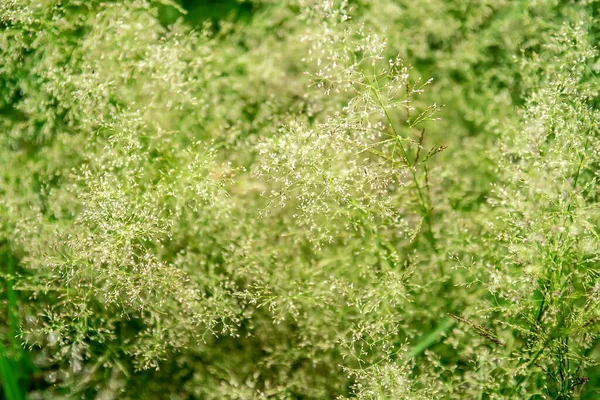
1 0 599 398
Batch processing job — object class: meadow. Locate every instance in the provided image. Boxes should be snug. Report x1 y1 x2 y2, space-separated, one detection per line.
1 0 599 398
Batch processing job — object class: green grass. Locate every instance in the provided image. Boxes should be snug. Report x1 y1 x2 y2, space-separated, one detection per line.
1 251 25 400
0 0 598 398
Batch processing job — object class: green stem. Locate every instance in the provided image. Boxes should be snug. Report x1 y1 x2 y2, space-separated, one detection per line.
362 72 439 273
1 252 24 400
408 318 455 358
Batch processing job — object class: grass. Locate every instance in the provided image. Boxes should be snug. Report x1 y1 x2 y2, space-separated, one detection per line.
0 0 598 398
1 251 25 400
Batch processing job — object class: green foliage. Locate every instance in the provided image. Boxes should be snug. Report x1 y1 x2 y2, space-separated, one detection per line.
1 0 599 398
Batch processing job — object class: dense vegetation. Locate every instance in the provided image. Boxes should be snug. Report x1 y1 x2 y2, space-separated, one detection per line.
1 0 599 398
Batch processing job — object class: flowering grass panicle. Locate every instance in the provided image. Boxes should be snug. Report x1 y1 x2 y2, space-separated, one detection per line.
1 0 599 399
